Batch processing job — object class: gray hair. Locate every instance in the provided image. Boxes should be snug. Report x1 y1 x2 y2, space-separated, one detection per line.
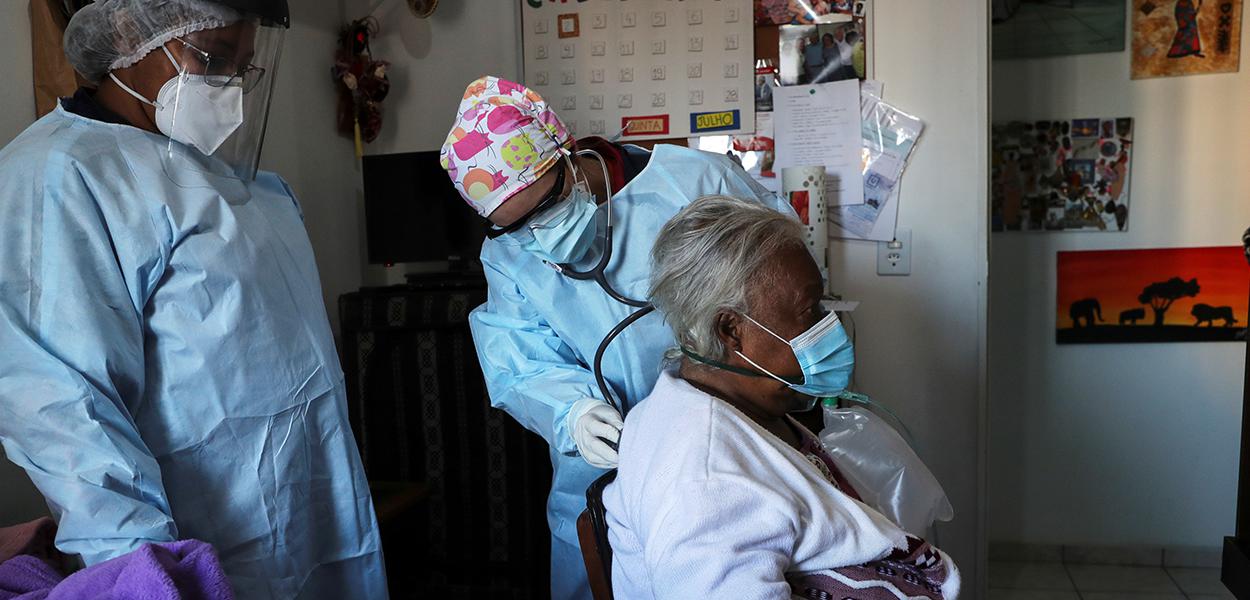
649 195 806 360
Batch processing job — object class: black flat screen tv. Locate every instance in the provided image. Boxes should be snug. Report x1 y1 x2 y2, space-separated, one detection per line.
361 151 486 266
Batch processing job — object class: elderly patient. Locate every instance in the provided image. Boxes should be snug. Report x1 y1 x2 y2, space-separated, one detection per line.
602 196 960 599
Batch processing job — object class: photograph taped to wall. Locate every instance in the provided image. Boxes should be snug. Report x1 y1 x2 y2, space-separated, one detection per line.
754 0 858 25
1132 0 1243 79
778 13 869 85
992 117 1133 232
755 61 777 111
522 0 755 141
1057 246 1249 344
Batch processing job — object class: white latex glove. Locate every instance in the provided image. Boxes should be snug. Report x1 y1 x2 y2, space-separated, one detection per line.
568 397 624 469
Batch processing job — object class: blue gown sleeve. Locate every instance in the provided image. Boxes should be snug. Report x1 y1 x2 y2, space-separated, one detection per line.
0 168 178 565
469 258 603 456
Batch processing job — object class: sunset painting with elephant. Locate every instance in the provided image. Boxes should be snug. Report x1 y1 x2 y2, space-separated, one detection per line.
1057 246 1249 343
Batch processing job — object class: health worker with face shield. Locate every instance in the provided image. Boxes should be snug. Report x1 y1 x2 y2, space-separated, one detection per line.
439 76 795 600
0 1 386 598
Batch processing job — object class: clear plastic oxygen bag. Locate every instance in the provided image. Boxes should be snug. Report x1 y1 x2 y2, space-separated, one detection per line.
819 394 954 536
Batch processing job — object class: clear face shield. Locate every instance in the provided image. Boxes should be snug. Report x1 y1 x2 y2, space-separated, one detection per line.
158 20 284 182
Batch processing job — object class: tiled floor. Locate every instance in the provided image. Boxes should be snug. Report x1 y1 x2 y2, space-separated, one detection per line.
988 562 1235 600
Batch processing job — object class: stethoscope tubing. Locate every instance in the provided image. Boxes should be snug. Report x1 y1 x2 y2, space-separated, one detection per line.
551 151 652 415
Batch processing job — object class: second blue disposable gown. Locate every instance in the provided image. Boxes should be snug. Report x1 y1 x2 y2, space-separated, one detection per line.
471 144 794 600
0 106 387 599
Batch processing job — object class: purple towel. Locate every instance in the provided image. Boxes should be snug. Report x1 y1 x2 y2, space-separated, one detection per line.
0 540 233 600
0 555 61 599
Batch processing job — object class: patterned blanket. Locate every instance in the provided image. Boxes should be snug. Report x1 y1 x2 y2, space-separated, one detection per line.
788 536 958 599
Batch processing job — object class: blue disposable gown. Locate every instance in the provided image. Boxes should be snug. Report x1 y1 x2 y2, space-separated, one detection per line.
471 144 794 600
0 107 387 599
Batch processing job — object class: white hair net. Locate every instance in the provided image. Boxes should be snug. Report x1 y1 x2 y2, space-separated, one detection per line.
64 0 243 84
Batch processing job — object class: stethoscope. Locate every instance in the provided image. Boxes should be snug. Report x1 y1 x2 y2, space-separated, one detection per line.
546 149 654 417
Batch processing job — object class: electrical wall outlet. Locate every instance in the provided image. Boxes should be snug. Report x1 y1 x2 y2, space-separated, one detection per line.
876 229 911 276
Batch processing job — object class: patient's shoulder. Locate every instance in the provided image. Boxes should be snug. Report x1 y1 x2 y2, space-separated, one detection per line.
625 372 717 451
621 371 778 483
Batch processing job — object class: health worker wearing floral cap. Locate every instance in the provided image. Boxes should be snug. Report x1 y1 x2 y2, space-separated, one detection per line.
439 75 794 600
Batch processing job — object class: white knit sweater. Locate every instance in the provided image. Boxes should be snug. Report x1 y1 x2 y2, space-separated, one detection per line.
603 370 960 599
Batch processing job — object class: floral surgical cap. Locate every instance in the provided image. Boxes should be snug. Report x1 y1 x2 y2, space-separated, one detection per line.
440 76 572 218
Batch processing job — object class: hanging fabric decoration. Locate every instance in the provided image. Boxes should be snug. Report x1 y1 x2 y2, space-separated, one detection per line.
333 17 391 158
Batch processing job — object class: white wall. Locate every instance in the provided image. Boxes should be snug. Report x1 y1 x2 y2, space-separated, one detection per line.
0 1 47 527
336 0 522 285
826 0 989 594
357 0 522 156
0 3 34 144
260 0 365 336
989 22 1250 545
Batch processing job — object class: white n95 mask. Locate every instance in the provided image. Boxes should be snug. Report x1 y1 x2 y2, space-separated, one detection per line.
109 45 245 156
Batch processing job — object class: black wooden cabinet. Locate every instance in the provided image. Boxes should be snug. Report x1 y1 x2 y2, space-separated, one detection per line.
340 273 552 599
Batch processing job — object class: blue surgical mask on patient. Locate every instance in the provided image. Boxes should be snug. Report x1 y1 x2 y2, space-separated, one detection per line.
735 304 855 402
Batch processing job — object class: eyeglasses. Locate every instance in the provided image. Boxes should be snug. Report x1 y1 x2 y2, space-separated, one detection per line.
484 159 569 240
174 37 267 93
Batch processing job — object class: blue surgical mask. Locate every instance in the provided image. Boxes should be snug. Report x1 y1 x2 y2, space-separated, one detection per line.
735 305 855 401
520 180 600 264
